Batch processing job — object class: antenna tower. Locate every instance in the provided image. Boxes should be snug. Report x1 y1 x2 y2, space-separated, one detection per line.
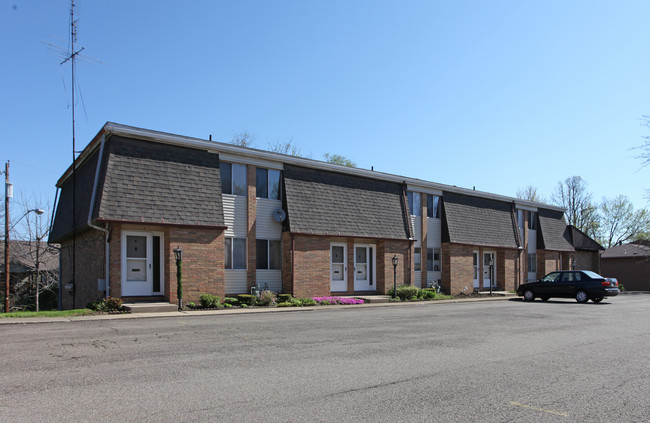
60 0 84 308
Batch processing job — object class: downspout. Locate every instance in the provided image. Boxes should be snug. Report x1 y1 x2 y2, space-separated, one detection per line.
87 134 111 299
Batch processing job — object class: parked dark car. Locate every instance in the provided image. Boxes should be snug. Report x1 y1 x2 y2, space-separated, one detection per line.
517 270 620 303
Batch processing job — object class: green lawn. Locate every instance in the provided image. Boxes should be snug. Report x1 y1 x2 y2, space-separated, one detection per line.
0 309 95 318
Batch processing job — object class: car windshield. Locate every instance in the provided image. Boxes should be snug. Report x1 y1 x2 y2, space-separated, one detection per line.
582 270 603 279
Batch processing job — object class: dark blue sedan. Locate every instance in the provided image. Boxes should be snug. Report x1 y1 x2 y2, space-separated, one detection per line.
517 270 620 303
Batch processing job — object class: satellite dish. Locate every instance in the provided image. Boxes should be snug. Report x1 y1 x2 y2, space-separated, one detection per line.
272 208 287 223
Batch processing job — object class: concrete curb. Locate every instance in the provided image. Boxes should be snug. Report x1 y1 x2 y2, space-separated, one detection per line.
0 295 515 325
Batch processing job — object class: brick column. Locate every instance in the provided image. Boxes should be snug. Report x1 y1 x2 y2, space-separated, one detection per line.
247 165 256 291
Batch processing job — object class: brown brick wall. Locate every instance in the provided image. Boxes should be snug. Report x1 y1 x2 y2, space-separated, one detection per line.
442 243 474 295
107 224 224 306
60 229 106 310
574 250 599 273
281 234 410 297
538 250 561 276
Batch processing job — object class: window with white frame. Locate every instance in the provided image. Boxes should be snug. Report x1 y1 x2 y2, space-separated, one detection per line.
256 239 281 270
220 162 247 196
427 195 440 218
225 237 247 269
427 248 441 271
527 253 537 273
256 168 281 200
414 247 421 271
407 191 421 217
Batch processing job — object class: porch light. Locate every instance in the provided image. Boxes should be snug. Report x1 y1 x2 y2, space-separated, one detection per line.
174 246 183 311
392 255 398 299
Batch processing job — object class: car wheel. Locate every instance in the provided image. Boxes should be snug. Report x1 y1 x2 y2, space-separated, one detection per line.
541 297 550 302
575 290 589 303
523 289 535 302
592 297 603 303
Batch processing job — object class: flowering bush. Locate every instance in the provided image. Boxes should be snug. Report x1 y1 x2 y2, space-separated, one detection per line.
257 290 277 306
312 296 364 305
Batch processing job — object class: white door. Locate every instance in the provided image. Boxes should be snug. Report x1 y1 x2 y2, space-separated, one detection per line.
354 244 376 292
473 251 479 288
122 231 164 296
330 243 347 292
483 252 495 289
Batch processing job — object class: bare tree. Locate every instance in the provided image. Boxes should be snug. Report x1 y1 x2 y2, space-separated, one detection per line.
637 115 650 167
516 185 545 203
551 176 599 237
599 195 650 247
323 153 357 168
10 198 59 311
268 138 311 158
230 130 256 148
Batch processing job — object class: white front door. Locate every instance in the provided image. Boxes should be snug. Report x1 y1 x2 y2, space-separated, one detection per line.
122 231 164 296
330 243 347 292
483 252 495 289
354 244 376 291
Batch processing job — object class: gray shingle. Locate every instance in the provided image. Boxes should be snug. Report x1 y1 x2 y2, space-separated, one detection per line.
442 191 518 248
537 208 574 251
283 165 410 239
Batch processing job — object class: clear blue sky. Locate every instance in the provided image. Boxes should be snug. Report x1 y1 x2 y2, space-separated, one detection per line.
2 0 649 221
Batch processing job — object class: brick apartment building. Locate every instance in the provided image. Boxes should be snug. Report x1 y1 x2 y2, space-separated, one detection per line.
50 123 597 309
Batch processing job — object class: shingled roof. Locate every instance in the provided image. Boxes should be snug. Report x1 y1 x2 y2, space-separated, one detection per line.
537 208 574 251
441 191 518 248
283 164 410 239
566 225 604 251
50 135 225 243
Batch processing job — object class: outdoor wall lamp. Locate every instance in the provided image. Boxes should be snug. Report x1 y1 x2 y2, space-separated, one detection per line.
174 246 183 310
391 255 398 299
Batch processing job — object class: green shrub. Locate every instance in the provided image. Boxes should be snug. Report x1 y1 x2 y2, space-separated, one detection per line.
237 294 257 306
418 289 436 300
388 284 420 301
320 300 331 305
87 297 123 312
223 297 239 305
289 298 303 307
240 304 248 308
224 303 232 308
300 298 317 306
199 294 221 308
277 301 293 307
277 294 292 302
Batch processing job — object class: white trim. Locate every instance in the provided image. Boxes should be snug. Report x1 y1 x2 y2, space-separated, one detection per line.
406 185 443 196
515 204 539 212
482 251 496 289
353 244 376 291
121 230 164 296
219 153 283 170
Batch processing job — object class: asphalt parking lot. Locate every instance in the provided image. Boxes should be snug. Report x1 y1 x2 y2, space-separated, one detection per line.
1 294 648 422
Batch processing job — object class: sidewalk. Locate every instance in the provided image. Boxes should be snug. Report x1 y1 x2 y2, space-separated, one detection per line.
0 295 514 325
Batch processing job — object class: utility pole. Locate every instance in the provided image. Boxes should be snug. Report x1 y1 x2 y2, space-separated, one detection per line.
4 161 10 313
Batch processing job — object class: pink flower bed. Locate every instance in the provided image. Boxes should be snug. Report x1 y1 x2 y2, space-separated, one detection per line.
312 296 365 305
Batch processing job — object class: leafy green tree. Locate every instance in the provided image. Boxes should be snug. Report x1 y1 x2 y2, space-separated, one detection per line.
599 195 650 247
323 153 356 167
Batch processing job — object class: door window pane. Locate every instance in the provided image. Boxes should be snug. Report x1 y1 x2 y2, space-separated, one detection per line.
256 239 268 269
126 236 147 258
256 168 268 199
269 240 282 269
220 162 232 195
269 169 281 200
332 246 344 263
